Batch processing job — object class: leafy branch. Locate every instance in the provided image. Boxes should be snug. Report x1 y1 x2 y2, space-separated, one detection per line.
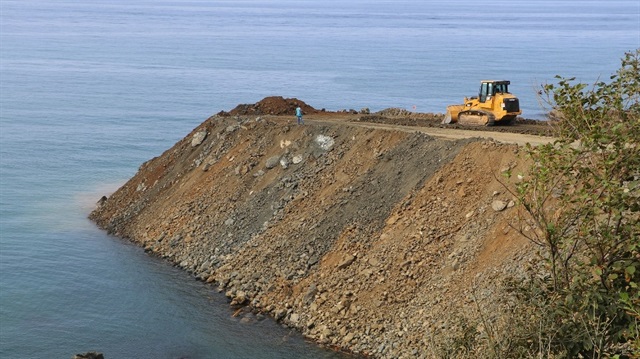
508 49 640 357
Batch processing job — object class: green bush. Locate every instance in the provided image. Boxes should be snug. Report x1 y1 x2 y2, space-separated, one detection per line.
511 49 640 358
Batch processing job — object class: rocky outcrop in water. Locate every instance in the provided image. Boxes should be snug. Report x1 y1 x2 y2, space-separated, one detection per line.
73 352 104 359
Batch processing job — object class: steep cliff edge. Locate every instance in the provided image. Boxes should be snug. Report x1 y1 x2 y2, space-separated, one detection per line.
90 111 537 358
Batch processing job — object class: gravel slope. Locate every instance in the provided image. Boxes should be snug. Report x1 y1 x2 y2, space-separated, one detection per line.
90 104 541 358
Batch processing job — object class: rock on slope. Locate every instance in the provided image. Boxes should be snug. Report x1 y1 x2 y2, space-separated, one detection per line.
90 113 535 358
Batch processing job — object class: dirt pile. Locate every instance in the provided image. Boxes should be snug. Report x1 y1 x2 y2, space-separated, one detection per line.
90 106 538 358
219 96 320 117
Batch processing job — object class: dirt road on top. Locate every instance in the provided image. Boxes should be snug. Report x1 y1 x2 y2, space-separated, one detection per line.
299 116 555 147
220 96 556 147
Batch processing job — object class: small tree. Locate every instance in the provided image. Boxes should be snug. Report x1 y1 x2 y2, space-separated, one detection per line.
511 49 639 357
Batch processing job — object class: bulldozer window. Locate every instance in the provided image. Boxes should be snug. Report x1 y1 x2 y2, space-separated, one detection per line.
479 82 489 102
495 83 508 94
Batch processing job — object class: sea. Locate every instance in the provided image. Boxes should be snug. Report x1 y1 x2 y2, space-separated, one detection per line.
0 1 638 358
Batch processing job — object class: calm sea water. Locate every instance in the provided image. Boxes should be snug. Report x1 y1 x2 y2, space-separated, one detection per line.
1 1 638 358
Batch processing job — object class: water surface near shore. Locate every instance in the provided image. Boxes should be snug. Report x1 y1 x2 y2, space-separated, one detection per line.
1 0 637 357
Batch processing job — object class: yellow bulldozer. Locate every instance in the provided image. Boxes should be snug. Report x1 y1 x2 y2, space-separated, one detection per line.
443 80 521 126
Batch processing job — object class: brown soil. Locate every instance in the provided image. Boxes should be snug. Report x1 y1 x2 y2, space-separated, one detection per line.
90 97 544 358
219 97 554 137
352 112 554 137
219 96 321 116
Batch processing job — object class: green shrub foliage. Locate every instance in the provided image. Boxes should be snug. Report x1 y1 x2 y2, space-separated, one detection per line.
513 49 639 358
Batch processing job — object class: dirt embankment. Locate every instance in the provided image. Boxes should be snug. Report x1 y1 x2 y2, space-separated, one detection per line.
90 98 541 358
218 96 554 138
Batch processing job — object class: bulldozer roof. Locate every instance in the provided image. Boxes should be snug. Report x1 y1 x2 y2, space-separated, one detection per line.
480 80 511 84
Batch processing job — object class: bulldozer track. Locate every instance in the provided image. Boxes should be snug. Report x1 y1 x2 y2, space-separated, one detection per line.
458 110 496 126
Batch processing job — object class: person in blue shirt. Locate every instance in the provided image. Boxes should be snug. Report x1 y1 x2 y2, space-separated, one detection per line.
295 105 303 125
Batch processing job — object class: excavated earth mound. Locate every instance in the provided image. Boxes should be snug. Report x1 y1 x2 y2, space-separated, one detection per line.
221 96 320 116
90 103 540 358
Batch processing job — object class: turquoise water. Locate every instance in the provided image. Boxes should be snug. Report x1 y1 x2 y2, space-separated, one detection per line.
1 1 638 357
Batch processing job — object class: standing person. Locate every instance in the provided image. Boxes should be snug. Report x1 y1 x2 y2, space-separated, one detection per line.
295 105 303 125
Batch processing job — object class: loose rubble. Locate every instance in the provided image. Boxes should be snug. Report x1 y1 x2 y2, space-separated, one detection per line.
90 99 539 358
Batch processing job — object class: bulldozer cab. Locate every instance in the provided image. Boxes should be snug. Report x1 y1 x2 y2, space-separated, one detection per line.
478 80 510 103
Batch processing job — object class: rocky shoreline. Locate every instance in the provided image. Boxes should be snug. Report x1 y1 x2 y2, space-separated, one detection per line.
90 101 537 358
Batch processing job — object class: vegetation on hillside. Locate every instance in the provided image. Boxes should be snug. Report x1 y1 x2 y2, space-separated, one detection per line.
510 49 639 358
432 50 640 359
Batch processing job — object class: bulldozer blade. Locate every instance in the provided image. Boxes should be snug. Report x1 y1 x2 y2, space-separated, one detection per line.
442 111 453 124
443 104 464 124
